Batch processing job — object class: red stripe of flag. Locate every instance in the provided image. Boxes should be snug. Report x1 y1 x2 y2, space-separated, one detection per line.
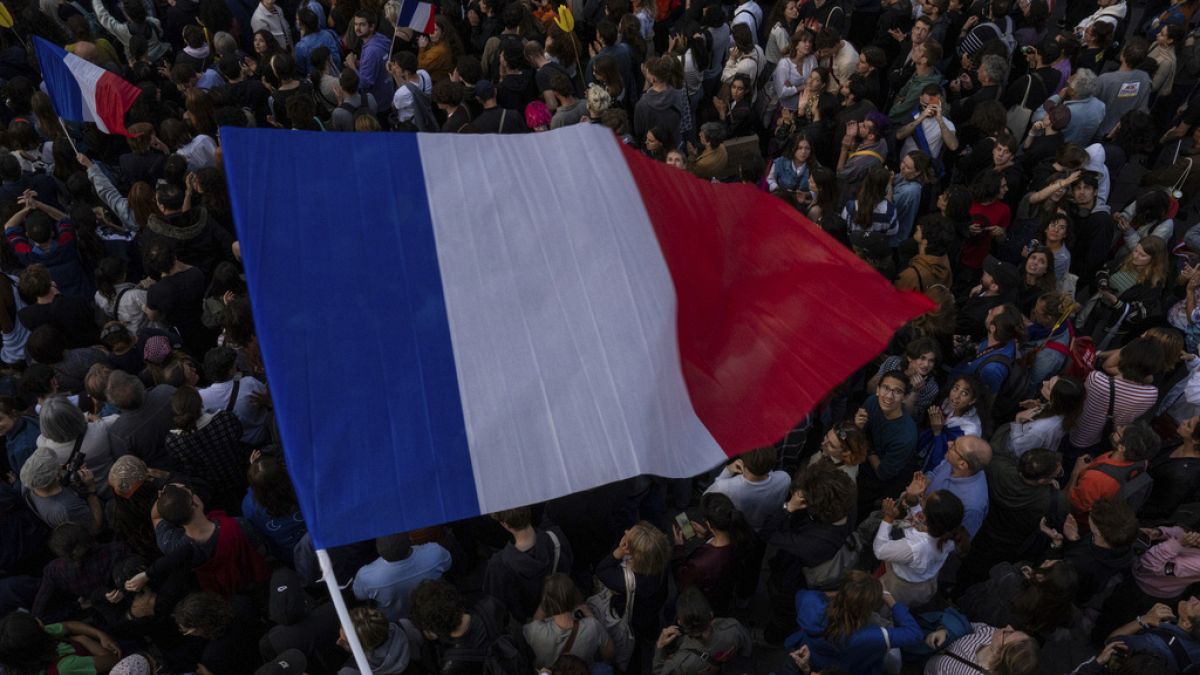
620 144 935 456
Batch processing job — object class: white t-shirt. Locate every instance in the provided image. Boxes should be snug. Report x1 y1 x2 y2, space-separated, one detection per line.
900 115 956 159
704 467 791 530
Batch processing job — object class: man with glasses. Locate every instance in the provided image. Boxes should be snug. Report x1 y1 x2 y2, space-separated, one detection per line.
903 435 993 538
855 371 919 511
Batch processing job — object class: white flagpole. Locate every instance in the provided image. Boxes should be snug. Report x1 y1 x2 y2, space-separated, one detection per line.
317 548 374 674
57 117 78 155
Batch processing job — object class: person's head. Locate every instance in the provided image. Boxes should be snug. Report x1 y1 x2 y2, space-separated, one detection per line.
1024 247 1055 285
156 484 202 526
106 370 145 410
675 586 715 639
623 521 670 575
1019 448 1063 484
914 214 954 256
977 53 1009 85
992 130 1018 168
730 73 751 102
352 10 377 38
338 606 390 652
375 532 413 562
248 451 299 518
945 375 984 416
1118 336 1166 383
698 491 748 542
1040 211 1069 247
971 170 1005 205
738 445 777 478
814 27 842 60
170 385 204 432
174 592 234 639
537 573 584 616
39 395 87 444
410 579 467 639
1113 421 1160 462
1160 22 1186 49
1066 68 1099 100
1089 496 1138 549
491 505 533 532
1122 235 1170 287
824 571 882 643
924 489 968 552
986 304 1026 342
203 345 238 383
876 371 910 413
899 150 933 183
699 121 725 149
730 23 754 54
791 459 856 523
950 434 993 477
787 134 814 166
1039 374 1085 430
26 324 66 365
1144 326 1185 370
1120 35 1150 69
0 397 25 436
49 522 93 562
0 610 60 670
666 149 686 168
819 420 870 468
902 336 940 377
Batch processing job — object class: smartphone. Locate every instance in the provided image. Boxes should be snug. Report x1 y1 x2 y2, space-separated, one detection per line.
675 512 696 540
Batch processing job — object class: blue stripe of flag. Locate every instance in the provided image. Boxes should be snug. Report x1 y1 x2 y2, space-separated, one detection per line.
396 0 421 30
220 127 479 549
33 37 83 122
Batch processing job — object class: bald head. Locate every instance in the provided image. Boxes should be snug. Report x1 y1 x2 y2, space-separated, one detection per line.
72 41 99 63
953 436 992 475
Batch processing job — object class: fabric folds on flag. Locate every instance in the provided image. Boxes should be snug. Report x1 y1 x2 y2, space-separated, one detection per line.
396 0 435 33
33 37 141 136
221 125 934 549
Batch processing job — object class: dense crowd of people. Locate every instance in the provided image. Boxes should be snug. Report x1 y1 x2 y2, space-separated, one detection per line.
5 0 1200 673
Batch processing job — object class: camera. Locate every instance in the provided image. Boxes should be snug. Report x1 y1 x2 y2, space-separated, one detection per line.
60 451 86 489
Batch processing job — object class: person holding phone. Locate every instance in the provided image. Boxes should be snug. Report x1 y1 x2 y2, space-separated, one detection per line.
670 492 748 614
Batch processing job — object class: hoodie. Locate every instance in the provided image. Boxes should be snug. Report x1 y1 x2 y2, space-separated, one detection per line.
786 591 922 675
634 87 686 144
482 526 574 622
969 453 1065 564
142 208 235 273
895 254 952 293
338 622 411 675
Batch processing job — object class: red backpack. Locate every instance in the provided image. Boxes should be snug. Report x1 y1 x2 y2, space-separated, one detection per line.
1042 321 1097 379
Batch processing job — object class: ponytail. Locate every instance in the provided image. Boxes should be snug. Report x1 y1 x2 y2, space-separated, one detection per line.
937 526 971 557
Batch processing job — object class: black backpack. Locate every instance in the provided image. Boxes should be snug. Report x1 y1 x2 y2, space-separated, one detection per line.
442 604 533 675
1091 461 1154 513
974 348 1029 423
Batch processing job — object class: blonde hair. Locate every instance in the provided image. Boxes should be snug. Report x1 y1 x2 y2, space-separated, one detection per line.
350 606 390 650
991 634 1039 675
625 521 670 575
1120 234 1169 287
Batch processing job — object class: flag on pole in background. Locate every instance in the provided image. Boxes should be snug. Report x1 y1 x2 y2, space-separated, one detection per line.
221 125 934 550
396 0 436 34
33 36 141 136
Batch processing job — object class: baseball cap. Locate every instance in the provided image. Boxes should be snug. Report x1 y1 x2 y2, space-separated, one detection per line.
474 79 495 101
983 255 1021 292
255 649 307 675
269 568 310 626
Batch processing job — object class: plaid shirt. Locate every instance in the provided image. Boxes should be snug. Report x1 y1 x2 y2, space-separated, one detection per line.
165 411 246 489
33 541 128 618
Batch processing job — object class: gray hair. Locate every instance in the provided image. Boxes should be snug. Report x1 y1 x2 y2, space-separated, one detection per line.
1070 68 1099 99
39 396 87 443
700 121 726 147
212 32 238 57
979 54 1009 85
106 371 145 410
19 447 60 490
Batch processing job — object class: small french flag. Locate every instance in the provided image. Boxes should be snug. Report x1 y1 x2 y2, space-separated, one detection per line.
33 37 141 136
396 0 436 34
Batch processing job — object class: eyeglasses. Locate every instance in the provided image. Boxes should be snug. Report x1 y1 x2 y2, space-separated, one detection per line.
879 385 905 397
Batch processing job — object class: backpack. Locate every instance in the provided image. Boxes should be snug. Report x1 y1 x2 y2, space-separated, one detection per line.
802 530 865 591
979 16 1016 56
1042 322 1097 380
1091 461 1154 512
443 604 534 675
974 347 1029 423
586 565 637 670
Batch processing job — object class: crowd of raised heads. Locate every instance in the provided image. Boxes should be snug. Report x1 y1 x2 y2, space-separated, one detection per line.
8 0 1200 673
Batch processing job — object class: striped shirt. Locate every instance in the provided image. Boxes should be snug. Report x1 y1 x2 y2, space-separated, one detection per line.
923 623 996 675
1069 370 1159 448
842 199 899 238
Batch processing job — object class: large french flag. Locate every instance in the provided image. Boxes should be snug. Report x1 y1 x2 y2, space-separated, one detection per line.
221 125 932 549
33 37 141 136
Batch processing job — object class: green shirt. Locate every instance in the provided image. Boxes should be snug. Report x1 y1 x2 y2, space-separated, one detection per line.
41 623 98 675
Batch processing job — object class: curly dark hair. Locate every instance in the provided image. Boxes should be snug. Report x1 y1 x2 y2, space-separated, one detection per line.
173 592 234 639
791 461 855 524
410 579 467 638
0 611 59 674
